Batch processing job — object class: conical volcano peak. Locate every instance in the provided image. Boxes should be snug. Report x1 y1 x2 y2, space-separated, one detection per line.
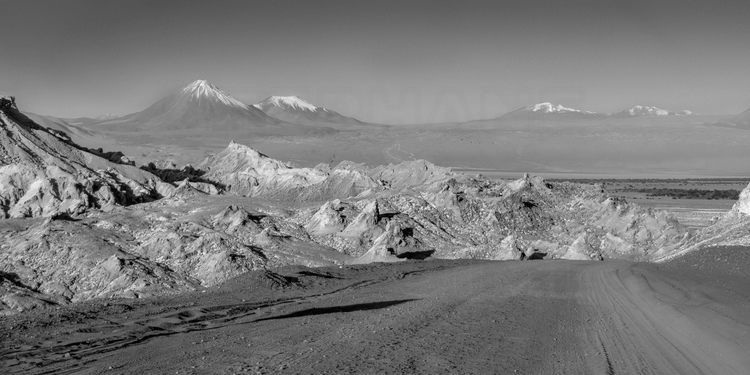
183 79 220 92
180 79 247 108
99 79 280 131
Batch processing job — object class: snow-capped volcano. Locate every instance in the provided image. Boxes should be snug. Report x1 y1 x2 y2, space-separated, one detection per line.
94 80 280 131
502 102 602 119
253 95 363 126
254 96 320 112
614 105 692 117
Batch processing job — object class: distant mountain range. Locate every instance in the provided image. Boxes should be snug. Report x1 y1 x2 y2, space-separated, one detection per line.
501 102 694 119
71 80 369 132
28 81 750 134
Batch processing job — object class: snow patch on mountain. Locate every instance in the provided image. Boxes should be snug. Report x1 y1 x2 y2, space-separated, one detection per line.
253 96 322 112
526 102 596 114
615 105 694 117
622 105 670 116
252 95 365 126
181 80 248 109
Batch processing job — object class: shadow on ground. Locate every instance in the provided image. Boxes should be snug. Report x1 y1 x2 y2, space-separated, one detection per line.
254 299 419 322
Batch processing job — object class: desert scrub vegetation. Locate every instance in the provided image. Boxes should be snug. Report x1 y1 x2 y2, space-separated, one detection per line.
636 188 740 200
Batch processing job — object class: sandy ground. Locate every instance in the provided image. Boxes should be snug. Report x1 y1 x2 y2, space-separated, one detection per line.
2 255 749 374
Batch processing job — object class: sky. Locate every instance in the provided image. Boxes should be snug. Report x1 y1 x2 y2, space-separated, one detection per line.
2 0 749 124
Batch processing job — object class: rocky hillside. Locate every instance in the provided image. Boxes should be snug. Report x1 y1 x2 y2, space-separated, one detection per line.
0 97 165 218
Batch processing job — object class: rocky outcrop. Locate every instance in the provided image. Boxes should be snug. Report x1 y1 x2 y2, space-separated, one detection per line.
368 159 453 191
305 199 357 236
660 182 750 261
559 235 598 260
733 182 750 215
200 142 328 197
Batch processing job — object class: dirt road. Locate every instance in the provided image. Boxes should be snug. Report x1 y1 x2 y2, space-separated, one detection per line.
3 260 749 374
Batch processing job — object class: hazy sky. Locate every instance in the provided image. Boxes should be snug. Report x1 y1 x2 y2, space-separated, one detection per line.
2 0 749 124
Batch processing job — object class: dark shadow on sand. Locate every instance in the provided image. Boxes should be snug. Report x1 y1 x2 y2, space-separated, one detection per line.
396 250 435 260
254 299 419 322
296 270 344 279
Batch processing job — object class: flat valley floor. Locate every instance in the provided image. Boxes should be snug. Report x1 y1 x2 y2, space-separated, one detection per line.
2 247 749 375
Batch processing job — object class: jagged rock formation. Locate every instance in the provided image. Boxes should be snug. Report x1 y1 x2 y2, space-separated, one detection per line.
200 142 329 198
199 142 453 200
294 174 688 263
0 97 161 218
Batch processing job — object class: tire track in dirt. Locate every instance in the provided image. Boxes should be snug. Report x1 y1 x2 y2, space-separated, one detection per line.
1 277 389 374
579 262 750 375
4 261 750 374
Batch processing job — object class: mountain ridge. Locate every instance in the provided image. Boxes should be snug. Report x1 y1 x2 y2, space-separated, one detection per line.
253 95 365 126
501 102 604 119
614 105 693 117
